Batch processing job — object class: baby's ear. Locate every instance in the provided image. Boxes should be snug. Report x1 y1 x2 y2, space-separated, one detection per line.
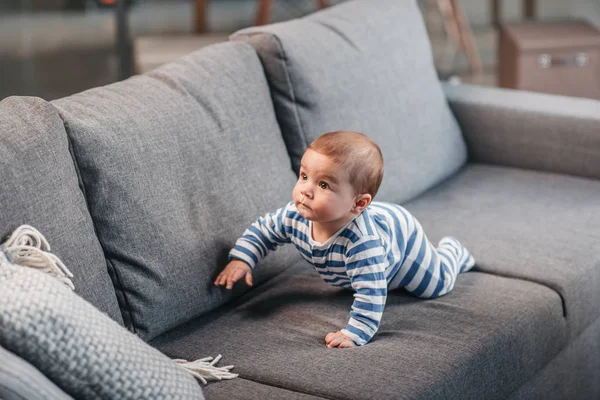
352 194 372 214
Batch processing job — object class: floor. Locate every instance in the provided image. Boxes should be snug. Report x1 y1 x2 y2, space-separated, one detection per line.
0 0 590 101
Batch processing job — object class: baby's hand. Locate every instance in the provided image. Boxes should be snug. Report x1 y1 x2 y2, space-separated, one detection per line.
214 260 253 290
325 331 356 348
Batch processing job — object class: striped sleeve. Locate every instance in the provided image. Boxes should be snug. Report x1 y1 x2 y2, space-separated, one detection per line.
340 236 388 346
228 203 293 268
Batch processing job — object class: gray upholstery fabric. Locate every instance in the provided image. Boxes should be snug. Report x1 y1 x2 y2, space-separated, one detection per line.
52 41 302 340
152 262 566 400
203 378 327 400
0 345 73 400
509 316 600 400
443 82 600 180
0 96 123 324
404 163 600 340
0 252 204 400
232 0 467 204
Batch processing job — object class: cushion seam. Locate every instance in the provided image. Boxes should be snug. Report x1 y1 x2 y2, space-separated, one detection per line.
473 268 567 318
49 103 136 334
236 376 338 400
504 313 600 399
236 32 310 157
267 33 310 150
469 136 600 180
447 93 600 121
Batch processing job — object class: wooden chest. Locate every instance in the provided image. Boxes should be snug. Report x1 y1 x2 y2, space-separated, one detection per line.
498 20 600 99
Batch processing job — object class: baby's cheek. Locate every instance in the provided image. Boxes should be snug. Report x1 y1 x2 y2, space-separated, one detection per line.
292 185 300 199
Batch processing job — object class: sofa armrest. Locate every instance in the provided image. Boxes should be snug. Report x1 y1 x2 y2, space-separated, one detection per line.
442 82 600 180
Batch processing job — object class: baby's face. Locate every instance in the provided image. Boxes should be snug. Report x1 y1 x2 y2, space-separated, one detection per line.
293 149 357 224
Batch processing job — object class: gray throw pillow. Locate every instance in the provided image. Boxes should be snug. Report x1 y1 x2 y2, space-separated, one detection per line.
0 249 205 400
0 344 73 400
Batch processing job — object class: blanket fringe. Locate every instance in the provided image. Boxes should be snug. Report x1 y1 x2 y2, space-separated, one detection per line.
173 355 238 385
1 225 74 290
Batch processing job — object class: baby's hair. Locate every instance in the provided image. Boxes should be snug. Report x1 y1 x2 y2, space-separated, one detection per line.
308 131 384 198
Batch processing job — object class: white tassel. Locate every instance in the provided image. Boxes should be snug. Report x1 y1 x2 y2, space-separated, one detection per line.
173 354 238 385
1 225 74 290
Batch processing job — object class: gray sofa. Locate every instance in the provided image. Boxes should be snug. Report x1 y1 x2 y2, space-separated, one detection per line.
1 0 599 398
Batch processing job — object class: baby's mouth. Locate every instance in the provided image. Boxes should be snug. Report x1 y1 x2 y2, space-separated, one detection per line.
298 202 311 210
297 195 310 209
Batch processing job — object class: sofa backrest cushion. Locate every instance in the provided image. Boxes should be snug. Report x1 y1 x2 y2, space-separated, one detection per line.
0 97 123 324
52 41 301 340
232 0 467 204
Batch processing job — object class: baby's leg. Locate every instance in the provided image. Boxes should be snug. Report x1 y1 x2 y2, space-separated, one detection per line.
392 227 475 299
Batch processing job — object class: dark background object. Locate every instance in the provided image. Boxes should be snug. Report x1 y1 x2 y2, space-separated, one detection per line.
498 19 600 99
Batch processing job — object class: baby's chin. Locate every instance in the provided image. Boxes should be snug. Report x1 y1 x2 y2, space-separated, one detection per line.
295 202 314 220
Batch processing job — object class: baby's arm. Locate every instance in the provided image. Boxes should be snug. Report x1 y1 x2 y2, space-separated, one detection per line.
229 202 293 267
337 237 388 347
215 203 293 289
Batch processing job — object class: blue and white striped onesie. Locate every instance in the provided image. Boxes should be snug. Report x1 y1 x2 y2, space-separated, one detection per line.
229 201 475 346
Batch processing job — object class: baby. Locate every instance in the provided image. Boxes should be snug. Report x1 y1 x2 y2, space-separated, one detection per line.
215 131 475 348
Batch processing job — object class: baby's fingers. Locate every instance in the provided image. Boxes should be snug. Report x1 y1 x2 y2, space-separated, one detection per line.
325 332 337 345
338 340 355 348
225 274 236 290
327 335 344 348
245 272 253 287
214 272 227 286
226 269 245 289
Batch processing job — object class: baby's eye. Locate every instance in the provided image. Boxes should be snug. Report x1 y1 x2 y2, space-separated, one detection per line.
319 182 329 190
301 174 308 181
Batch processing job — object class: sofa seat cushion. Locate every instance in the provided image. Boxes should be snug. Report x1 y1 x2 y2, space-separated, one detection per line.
52 41 302 341
232 0 467 204
203 378 327 400
0 97 122 323
152 262 566 400
508 317 600 400
404 163 600 340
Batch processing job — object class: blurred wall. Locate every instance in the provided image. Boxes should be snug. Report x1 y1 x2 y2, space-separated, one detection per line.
457 0 598 26
0 1 75 11
570 0 600 28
